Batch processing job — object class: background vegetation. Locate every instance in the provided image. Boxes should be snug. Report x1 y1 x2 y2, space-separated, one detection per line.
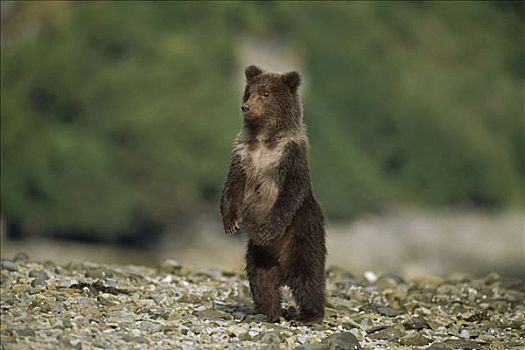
1 1 523 240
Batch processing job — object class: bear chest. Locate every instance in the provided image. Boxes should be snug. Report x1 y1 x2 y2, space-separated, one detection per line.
236 141 282 211
238 142 283 177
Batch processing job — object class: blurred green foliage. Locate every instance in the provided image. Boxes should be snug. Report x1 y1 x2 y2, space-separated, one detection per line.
1 1 523 238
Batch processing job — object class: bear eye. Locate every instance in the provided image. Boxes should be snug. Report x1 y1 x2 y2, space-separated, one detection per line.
262 92 269 97
243 87 251 101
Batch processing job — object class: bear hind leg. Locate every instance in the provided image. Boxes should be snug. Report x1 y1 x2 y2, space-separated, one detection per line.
290 276 325 324
246 244 282 322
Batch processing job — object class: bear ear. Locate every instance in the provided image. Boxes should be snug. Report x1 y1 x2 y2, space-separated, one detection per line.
245 65 263 81
282 71 301 93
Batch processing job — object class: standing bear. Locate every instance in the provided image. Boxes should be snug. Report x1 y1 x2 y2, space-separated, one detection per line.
220 65 326 324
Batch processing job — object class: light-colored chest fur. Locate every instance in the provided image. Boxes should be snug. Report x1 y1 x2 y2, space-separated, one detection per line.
234 138 285 214
239 142 283 175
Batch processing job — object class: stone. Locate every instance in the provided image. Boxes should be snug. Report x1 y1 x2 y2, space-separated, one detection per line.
193 308 233 320
159 259 182 274
368 326 404 340
426 339 486 350
1 260 18 272
85 267 113 279
14 328 35 337
376 272 404 289
13 252 30 262
376 306 403 317
227 324 247 337
363 271 377 283
254 330 284 343
321 332 361 350
296 345 329 350
178 294 202 304
426 343 451 350
30 271 49 287
403 315 428 330
442 339 485 349
244 313 266 323
399 332 431 346
328 266 359 287
97 293 120 306
411 275 444 286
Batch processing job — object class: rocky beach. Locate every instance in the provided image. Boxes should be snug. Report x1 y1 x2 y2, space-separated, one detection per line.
1 256 524 349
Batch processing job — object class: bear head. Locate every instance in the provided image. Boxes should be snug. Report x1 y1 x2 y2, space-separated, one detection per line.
241 65 302 127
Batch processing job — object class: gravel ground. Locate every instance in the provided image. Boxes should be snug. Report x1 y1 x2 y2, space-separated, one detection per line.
1 255 524 349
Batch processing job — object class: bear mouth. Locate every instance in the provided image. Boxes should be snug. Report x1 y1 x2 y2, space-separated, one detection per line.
242 111 258 120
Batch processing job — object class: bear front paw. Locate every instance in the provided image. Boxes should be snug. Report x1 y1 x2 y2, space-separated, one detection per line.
222 214 240 236
226 222 240 236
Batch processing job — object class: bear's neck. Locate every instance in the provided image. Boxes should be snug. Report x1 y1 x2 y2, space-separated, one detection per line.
242 115 302 141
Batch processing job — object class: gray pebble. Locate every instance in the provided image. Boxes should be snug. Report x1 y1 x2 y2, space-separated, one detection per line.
1 260 18 272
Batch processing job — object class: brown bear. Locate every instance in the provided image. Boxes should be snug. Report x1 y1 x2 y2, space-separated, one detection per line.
220 65 326 324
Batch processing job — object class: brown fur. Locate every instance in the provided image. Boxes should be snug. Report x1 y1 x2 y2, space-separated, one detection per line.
220 65 326 323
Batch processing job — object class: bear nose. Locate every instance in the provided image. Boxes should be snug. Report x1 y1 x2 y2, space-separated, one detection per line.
241 104 250 112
